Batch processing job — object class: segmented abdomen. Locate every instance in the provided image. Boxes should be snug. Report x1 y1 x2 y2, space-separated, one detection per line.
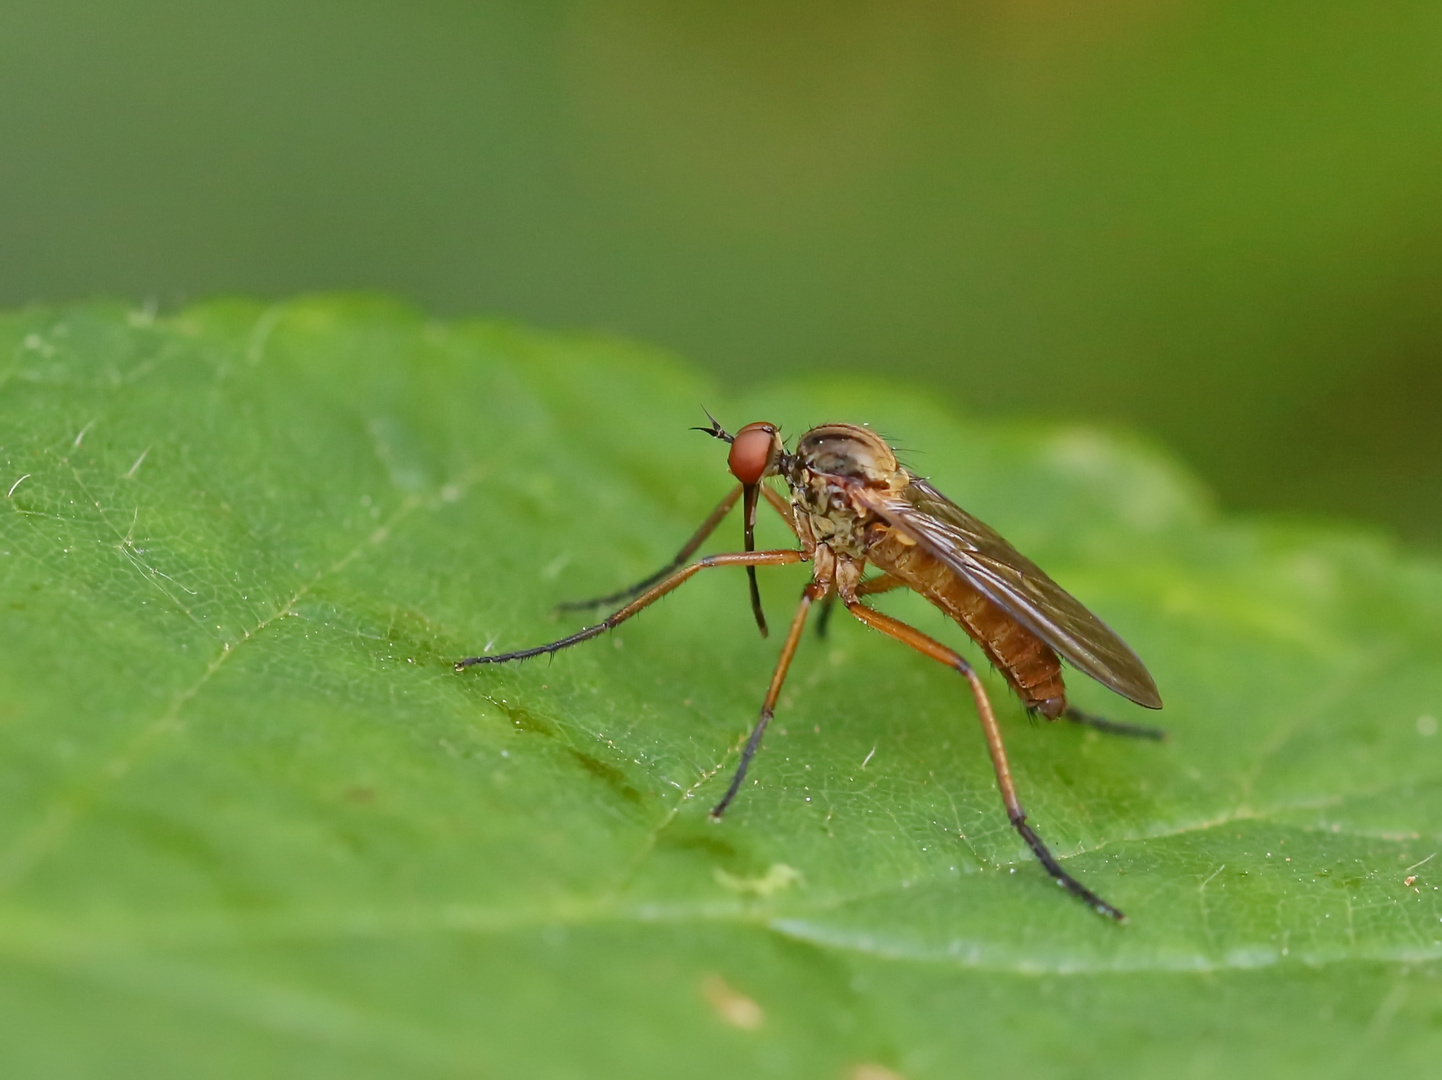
866 526 1068 717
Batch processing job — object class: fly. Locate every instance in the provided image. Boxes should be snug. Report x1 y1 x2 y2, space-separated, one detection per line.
457 417 1164 920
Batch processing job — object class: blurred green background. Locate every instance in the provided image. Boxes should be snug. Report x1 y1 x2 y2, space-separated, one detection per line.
2 0 1438 544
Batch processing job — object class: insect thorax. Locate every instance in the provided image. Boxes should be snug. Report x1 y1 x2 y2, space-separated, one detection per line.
788 469 876 561
784 424 907 564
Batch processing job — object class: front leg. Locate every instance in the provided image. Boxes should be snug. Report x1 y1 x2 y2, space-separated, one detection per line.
458 549 804 668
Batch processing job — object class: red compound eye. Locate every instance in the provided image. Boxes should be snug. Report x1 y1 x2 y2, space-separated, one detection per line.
727 423 776 485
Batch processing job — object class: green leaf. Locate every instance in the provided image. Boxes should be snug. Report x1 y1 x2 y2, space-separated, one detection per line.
2 297 1440 1079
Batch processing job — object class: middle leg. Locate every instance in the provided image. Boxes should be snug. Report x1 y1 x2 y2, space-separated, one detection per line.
556 484 744 612
710 580 827 819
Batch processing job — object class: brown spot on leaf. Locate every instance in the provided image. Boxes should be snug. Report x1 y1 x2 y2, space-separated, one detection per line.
850 1065 904 1080
701 975 763 1030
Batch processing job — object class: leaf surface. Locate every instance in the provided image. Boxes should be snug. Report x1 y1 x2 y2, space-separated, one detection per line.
2 299 1441 1078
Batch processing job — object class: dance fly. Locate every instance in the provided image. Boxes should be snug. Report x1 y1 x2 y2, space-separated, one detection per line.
458 417 1163 920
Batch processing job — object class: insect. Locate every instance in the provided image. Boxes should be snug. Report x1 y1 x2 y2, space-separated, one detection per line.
458 417 1163 920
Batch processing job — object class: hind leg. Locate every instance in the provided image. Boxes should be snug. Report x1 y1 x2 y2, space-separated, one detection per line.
1031 694 1165 741
846 601 1126 921
1064 705 1166 741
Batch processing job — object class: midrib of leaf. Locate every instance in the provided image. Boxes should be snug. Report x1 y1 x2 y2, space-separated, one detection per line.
0 818 1436 976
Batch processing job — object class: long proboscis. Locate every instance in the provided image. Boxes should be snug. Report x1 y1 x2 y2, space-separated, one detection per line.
696 410 768 636
742 482 768 636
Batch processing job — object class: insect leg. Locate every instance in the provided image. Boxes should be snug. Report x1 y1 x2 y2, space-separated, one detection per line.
555 485 744 612
738 484 807 637
814 595 837 638
457 549 804 669
1063 706 1166 741
710 581 825 819
857 574 905 598
815 573 903 639
844 600 1125 921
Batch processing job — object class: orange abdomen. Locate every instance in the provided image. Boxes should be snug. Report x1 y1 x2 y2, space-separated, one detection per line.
866 526 1068 716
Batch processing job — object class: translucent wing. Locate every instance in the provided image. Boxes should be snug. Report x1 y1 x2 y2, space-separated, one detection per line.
857 478 1162 708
